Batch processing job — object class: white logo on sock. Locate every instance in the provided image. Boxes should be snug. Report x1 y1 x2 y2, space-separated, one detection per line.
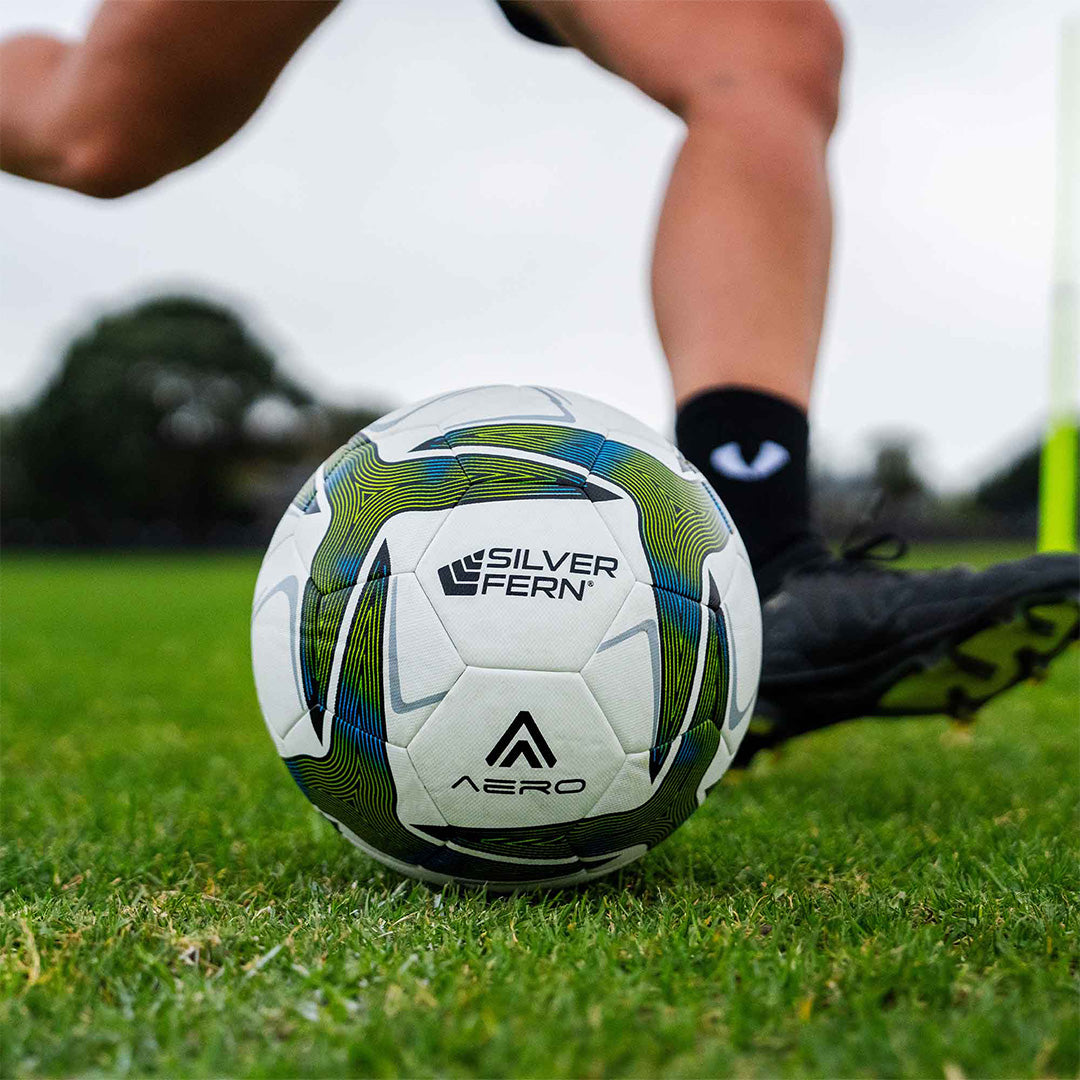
709 440 791 481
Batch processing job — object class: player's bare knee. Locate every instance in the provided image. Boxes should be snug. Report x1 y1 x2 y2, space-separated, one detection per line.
676 2 844 136
780 1 844 132
573 0 844 138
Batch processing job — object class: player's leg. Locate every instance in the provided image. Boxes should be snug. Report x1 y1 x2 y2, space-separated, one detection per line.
524 0 840 584
534 0 839 409
516 0 1079 758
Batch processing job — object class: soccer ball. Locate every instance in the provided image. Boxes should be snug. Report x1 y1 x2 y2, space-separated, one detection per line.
251 386 761 888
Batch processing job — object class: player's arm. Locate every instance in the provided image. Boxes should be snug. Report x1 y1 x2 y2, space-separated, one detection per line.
0 0 337 198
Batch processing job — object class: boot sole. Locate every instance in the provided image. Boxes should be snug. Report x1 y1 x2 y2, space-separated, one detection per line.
735 588 1078 767
874 597 1078 718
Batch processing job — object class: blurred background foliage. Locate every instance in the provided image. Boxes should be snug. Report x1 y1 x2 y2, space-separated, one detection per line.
1 295 380 546
0 291 1072 548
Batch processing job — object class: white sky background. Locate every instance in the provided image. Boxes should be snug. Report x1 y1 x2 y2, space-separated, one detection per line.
1 0 1076 489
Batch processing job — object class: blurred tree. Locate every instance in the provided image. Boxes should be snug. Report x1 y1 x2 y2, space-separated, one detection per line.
871 436 925 502
2 295 380 545
975 428 1080 530
975 440 1041 515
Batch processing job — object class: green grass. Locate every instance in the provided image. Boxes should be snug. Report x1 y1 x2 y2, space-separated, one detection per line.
2 548 1077 1078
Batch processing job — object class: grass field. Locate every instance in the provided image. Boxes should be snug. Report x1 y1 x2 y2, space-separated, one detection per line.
2 547 1077 1078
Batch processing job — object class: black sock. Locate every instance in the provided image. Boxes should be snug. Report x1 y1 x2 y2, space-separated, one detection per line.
675 387 815 588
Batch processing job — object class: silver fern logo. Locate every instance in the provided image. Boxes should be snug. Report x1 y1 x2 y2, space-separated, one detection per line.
710 440 790 481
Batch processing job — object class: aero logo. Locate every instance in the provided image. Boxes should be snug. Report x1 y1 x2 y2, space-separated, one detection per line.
485 711 557 769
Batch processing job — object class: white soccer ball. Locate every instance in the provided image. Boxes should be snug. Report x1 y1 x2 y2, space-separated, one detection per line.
251 385 761 888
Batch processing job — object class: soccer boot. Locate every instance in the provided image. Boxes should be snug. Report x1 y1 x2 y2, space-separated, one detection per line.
734 537 1080 766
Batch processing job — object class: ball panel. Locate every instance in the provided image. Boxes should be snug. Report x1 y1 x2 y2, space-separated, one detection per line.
529 386 674 447
451 447 595 490
284 716 444 868
649 586 715 771
320 768 593 891
589 440 733 603
406 668 624 830
702 539 740 603
361 388 484 437
581 582 661 754
590 492 652 587
420 826 579 875
275 708 331 759
695 732 733 805
251 535 307 741
416 498 632 671
434 385 592 432
254 508 302 599
385 740 448 834
584 751 653 817
295 581 353 746
364 509 460 579
291 466 334 570
434 433 599 487
365 385 589 442
604 425 691 481
719 550 761 756
577 844 649 881
359 422 445 465
383 574 466 747
562 718 728 862
327 813 455 888
305 434 471 596
262 504 303 564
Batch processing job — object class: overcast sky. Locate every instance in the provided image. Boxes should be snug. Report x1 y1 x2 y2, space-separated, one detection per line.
1 0 1076 488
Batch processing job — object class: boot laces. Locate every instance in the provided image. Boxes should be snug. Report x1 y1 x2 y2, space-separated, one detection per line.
836 491 908 571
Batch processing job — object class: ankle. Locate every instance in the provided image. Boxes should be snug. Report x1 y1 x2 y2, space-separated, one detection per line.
676 386 811 581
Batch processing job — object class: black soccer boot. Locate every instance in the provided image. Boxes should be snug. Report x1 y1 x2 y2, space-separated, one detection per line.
734 535 1080 766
